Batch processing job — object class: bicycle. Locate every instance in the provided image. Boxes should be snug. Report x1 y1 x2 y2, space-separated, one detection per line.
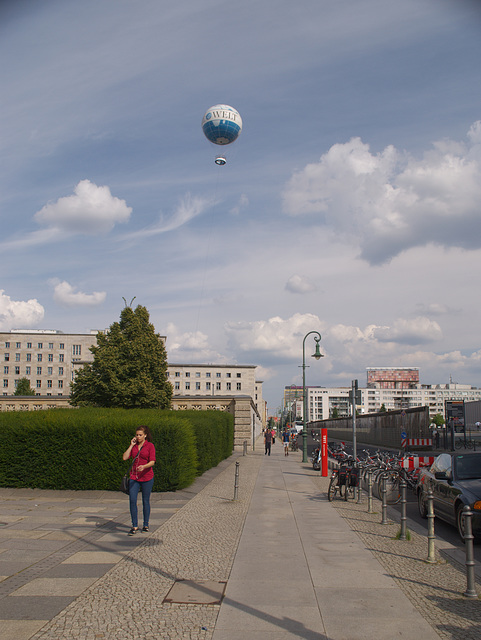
455 438 475 450
327 458 356 501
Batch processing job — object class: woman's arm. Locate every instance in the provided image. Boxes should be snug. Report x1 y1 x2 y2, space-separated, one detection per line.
122 436 137 461
137 460 155 473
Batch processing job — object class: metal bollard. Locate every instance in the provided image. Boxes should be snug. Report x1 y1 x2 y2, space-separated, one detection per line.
233 461 240 500
357 464 362 503
381 473 389 525
399 478 407 540
243 440 247 456
462 505 478 598
367 469 373 513
425 489 436 563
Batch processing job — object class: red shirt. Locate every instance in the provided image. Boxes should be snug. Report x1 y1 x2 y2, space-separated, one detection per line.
129 441 156 482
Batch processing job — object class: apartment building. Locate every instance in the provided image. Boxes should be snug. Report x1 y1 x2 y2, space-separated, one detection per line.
1 329 97 396
167 363 263 415
1 331 263 414
284 369 481 423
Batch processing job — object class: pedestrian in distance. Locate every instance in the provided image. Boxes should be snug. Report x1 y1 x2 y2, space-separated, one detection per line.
264 428 272 456
123 425 156 535
282 429 290 456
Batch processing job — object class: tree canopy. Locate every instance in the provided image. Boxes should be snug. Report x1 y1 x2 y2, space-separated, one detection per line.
70 305 172 409
14 377 36 396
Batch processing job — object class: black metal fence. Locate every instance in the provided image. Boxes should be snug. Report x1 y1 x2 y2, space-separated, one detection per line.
310 406 430 449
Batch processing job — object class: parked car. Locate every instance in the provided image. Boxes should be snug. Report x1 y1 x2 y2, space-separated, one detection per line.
416 452 481 542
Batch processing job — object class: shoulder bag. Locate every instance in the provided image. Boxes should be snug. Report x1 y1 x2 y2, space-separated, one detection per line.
120 448 141 494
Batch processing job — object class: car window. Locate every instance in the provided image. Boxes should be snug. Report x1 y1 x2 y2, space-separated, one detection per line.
455 454 481 480
430 453 452 475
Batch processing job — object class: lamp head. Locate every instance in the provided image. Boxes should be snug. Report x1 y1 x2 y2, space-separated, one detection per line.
312 341 324 361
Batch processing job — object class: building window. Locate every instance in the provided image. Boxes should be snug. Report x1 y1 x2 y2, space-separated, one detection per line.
47 380 52 388
216 382 221 391
226 373 231 378
196 372 201 378
58 380 63 388
174 382 180 390
3 379 8 388
37 354 42 362
206 382 211 390
48 353 53 362
15 366 20 375
48 343 54 349
216 372 221 378
175 371 180 377
59 367 64 375
47 367 53 375
206 372 211 378
26 366 31 375
59 343 64 350
185 382 190 390
27 342 32 349
237 373 241 378
16 342 21 349
72 345 81 356
59 354 64 362
36 380 41 388
5 342 10 348
196 382 201 390
237 382 242 390
185 372 190 377
4 353 9 361
37 367 42 375
26 353 31 362
15 353 20 361
226 382 231 391
3 366 8 374
38 343 43 349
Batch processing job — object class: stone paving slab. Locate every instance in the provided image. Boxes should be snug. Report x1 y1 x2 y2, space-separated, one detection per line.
309 470 481 640
1 445 480 639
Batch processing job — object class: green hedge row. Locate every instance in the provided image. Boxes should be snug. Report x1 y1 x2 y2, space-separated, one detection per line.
0 408 234 492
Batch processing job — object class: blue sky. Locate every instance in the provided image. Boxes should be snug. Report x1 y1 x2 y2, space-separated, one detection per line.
1 0 481 411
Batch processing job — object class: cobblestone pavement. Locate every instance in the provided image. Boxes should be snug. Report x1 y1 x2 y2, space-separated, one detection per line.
28 452 263 640
309 471 481 640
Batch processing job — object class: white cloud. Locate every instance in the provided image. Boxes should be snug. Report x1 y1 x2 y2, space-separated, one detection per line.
285 275 317 294
282 122 481 264
119 193 215 242
164 322 227 363
225 313 325 362
230 194 249 216
371 317 442 345
0 290 44 330
34 180 132 235
52 280 106 307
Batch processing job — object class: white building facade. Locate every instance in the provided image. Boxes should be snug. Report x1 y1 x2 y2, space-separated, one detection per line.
285 380 481 423
1 331 264 419
1 329 97 397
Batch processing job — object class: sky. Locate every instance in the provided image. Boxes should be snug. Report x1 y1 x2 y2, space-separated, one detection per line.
1 0 481 412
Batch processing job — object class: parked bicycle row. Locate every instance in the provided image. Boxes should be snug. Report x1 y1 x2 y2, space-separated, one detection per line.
311 442 429 505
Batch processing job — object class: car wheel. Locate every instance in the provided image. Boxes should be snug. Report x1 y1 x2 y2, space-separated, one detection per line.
418 491 428 519
456 505 466 543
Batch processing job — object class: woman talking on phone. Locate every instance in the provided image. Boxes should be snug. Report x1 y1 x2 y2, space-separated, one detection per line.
122 425 156 535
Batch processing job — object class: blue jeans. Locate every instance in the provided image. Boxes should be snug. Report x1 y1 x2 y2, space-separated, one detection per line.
129 478 154 528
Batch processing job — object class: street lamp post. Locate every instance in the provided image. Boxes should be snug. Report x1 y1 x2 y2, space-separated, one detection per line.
301 331 323 463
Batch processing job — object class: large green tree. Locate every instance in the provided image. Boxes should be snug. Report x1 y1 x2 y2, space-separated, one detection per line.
70 305 172 409
14 377 36 396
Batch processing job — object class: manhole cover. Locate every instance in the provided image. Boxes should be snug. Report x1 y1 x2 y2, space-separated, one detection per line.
163 580 227 605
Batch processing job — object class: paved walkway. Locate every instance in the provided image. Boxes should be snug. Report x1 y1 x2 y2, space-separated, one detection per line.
0 442 480 639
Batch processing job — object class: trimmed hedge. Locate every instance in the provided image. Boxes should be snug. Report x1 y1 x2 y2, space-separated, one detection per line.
0 408 234 492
